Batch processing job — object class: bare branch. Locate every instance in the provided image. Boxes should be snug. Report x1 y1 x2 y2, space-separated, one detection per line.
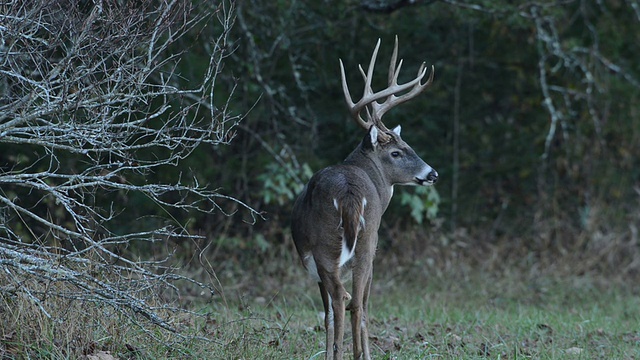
360 0 436 13
0 0 257 346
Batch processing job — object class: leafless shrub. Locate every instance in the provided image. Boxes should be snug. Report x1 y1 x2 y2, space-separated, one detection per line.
0 0 255 350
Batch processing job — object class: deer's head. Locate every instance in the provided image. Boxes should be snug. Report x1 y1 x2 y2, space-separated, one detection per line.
342 37 438 186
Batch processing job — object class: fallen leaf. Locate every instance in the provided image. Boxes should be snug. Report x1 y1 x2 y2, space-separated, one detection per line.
565 347 583 355
478 342 490 356
537 323 553 334
79 351 119 360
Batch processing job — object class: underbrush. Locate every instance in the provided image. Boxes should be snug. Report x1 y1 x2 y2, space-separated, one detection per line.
0 278 210 359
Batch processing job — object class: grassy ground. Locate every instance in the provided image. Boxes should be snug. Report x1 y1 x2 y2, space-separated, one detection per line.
3 255 640 359
193 266 640 360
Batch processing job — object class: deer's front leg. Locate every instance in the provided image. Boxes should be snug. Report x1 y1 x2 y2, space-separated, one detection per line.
360 270 373 360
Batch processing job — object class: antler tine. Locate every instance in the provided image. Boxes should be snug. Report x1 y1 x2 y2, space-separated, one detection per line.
388 35 399 86
340 59 368 129
364 38 382 98
373 63 435 122
339 39 383 130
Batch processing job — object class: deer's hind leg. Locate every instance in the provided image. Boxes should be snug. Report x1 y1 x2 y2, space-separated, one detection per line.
318 281 335 360
318 267 350 360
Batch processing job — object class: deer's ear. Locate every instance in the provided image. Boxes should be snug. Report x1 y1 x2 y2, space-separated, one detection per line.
392 125 401 136
364 125 379 150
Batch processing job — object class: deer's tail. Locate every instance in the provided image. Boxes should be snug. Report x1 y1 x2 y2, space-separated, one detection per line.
335 194 366 266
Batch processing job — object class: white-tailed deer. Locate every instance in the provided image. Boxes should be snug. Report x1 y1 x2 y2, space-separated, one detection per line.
291 37 438 359
291 37 438 360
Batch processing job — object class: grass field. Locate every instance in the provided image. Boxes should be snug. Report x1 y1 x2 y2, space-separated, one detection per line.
3 254 639 359
196 264 640 360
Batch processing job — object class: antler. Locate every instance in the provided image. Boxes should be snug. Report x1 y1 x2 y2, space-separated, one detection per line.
339 36 435 141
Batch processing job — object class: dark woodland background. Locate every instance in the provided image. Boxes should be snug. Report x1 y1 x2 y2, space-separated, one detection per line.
197 0 640 275
2 0 640 279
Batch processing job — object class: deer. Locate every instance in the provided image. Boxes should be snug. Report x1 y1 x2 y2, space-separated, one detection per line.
291 37 439 360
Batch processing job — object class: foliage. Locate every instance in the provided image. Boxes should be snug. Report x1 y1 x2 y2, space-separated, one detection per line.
399 186 440 224
258 158 313 206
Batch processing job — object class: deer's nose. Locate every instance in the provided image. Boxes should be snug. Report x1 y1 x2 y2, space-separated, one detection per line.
426 170 438 184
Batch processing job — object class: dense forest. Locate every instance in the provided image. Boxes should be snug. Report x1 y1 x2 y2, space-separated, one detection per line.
1 0 640 352
217 0 640 260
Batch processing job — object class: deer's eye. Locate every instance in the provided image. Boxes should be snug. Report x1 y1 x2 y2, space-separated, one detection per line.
391 151 401 158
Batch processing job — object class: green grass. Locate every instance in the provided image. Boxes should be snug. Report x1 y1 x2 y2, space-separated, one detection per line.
3 265 639 359
195 270 640 359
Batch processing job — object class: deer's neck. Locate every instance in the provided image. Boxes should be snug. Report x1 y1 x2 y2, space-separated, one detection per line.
343 148 393 211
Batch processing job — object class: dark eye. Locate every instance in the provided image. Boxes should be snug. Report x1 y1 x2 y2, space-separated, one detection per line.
391 151 401 158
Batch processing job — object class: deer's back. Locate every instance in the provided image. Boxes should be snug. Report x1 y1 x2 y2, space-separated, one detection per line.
291 165 381 257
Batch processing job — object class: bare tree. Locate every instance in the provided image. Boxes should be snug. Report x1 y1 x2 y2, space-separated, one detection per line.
0 0 255 338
